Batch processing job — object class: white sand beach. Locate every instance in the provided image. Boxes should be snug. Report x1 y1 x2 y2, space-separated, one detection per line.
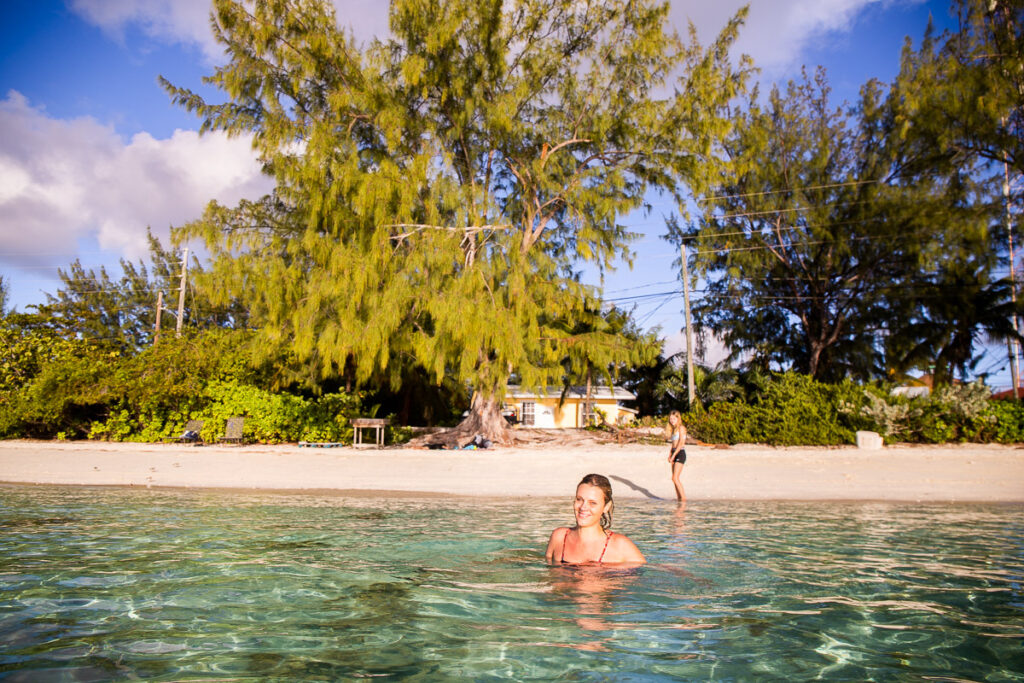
1 439 1022 502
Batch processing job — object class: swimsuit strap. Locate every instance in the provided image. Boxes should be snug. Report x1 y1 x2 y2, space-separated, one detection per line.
559 527 571 563
597 531 613 563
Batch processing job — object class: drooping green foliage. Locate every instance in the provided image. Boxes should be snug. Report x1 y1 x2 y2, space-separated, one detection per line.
556 303 661 410
162 0 749 438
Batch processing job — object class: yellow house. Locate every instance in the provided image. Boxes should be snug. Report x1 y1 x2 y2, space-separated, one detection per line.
503 385 637 428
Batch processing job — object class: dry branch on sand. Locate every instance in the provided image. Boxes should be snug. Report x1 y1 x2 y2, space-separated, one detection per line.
407 426 666 449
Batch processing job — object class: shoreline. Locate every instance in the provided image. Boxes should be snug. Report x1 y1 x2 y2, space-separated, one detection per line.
2 440 1023 502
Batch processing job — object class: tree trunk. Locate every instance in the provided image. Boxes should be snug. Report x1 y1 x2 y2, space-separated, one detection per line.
413 390 515 448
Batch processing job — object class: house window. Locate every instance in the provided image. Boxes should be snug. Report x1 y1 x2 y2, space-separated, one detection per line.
582 402 599 426
521 402 535 426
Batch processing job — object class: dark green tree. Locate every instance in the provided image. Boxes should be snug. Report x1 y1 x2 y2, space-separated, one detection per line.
33 232 248 352
33 232 183 350
889 259 1024 384
886 0 1024 385
164 0 748 442
892 0 1024 181
675 68 987 382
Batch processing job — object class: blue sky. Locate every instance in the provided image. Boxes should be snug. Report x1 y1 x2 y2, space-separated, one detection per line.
3 1 990 381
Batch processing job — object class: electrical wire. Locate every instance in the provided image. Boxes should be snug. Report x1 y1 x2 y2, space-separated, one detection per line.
696 179 882 202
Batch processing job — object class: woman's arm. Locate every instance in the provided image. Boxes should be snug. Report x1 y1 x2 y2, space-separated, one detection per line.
545 527 567 564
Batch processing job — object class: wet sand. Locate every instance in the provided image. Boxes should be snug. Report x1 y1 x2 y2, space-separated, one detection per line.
1 439 1022 502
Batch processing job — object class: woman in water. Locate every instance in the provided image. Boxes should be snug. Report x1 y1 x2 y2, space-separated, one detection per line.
667 410 687 501
545 473 645 565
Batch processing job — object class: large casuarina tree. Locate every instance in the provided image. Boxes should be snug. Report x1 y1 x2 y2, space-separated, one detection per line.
164 0 746 442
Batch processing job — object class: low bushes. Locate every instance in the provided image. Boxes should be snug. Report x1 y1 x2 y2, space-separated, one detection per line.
850 382 1024 444
682 372 869 446
678 371 1024 446
0 326 367 443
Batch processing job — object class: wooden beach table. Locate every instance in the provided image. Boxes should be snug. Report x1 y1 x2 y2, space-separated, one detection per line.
352 418 389 448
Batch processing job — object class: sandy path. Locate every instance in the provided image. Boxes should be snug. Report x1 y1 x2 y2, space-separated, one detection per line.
1 440 1022 502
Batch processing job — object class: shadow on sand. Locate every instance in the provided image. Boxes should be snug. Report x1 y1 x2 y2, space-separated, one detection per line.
608 475 663 500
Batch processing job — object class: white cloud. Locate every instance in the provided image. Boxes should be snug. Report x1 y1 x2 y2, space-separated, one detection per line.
69 0 392 62
69 0 222 61
0 90 272 268
663 329 731 367
673 0 915 76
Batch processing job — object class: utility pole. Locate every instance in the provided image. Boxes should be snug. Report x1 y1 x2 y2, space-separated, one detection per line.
154 290 163 345
1005 157 1020 399
175 247 189 338
680 242 696 408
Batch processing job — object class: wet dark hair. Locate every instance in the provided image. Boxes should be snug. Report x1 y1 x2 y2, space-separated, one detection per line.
577 473 614 529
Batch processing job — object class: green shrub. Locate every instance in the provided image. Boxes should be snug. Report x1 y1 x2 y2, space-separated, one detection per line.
0 325 364 443
850 382 997 444
196 380 361 444
972 400 1024 443
685 372 866 445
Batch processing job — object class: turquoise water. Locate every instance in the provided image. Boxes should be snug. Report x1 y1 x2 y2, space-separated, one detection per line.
1 486 1022 681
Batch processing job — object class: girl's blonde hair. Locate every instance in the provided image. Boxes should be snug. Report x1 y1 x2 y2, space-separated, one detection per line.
666 410 682 438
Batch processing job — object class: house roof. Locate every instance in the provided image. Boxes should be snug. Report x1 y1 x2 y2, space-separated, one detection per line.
991 386 1024 401
505 384 636 401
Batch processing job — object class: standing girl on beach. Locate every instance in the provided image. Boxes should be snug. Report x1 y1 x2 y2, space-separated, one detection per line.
667 410 687 501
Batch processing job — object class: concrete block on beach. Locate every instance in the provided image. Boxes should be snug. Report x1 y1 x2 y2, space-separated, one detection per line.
856 430 884 450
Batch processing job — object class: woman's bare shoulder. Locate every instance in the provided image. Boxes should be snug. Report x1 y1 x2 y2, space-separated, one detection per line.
607 531 646 563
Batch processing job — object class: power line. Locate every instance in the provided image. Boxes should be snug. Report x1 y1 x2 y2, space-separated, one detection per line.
690 230 942 257
684 214 909 242
602 279 678 294
697 179 881 203
2 262 184 273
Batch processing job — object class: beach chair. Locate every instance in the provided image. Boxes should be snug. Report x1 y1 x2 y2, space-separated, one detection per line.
218 417 246 444
163 419 204 443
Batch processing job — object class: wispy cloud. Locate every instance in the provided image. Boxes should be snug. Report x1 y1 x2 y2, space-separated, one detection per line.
0 91 272 268
69 0 222 61
673 0 919 76
68 0 391 61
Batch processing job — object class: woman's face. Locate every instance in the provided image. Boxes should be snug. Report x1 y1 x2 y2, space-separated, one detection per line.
574 483 609 528
669 413 680 426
